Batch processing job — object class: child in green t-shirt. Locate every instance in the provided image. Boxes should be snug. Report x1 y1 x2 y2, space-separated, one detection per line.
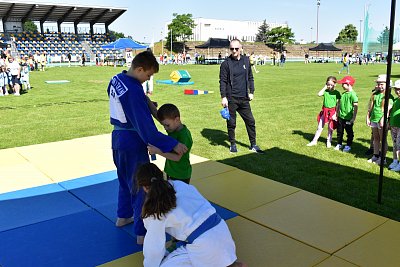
367 74 392 165
147 103 193 183
334 76 358 153
389 80 400 171
307 76 341 148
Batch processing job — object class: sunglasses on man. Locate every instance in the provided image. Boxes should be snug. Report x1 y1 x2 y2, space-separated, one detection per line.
230 47 240 51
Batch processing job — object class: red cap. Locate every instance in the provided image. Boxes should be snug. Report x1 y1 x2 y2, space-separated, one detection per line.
337 76 355 86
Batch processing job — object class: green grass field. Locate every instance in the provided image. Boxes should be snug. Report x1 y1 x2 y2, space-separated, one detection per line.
2 62 400 221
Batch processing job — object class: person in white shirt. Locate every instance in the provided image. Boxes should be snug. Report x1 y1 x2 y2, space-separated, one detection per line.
137 163 247 267
7 57 21 96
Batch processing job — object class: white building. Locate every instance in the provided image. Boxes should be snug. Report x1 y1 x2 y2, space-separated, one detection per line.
165 18 287 42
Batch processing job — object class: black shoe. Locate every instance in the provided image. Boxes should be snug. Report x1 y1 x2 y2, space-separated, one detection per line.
365 148 374 156
229 144 237 153
249 144 264 154
230 144 238 153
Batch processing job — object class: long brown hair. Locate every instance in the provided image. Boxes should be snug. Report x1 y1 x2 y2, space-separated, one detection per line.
136 163 176 219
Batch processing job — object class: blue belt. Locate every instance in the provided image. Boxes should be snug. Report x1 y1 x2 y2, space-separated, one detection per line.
186 213 222 244
113 125 136 131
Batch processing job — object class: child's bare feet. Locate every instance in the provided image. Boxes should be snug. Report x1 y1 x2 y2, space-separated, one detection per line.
115 217 133 227
137 235 145 245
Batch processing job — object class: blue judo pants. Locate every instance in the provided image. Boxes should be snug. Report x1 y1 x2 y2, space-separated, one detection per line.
113 147 148 236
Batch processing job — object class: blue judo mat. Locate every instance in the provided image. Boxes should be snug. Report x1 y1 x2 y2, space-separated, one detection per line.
0 170 238 266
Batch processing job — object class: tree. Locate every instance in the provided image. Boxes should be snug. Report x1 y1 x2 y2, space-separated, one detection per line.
109 30 125 40
377 26 390 47
265 26 295 51
255 20 269 43
166 13 196 52
335 24 358 43
23 20 37 32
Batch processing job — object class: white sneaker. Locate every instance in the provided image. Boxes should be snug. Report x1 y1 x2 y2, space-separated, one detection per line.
334 144 342 151
307 141 317 147
14 92 20 96
326 141 332 148
388 161 398 169
391 164 400 172
367 155 379 163
343 146 351 152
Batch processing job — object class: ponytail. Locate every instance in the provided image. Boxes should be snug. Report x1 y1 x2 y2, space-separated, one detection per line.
136 163 176 219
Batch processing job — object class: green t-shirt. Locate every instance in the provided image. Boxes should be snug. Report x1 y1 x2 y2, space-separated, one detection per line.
339 90 358 120
390 98 400 127
323 89 341 108
370 92 385 123
164 125 193 180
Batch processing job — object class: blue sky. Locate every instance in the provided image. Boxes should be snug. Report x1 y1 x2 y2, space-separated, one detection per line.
37 0 394 43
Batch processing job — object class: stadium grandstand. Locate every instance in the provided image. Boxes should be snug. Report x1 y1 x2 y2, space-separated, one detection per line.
0 0 127 64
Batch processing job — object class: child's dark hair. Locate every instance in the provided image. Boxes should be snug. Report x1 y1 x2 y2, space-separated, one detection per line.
136 163 176 219
326 76 337 84
157 103 180 121
132 50 159 73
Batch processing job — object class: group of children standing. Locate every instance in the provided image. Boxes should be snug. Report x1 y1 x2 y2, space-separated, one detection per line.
308 73 400 171
307 75 358 152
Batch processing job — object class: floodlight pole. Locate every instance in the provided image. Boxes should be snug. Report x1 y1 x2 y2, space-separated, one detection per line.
359 19 363 42
378 0 397 204
316 0 320 44
310 27 313 43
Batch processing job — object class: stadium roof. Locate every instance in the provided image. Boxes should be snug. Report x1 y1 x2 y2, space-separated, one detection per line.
0 0 126 26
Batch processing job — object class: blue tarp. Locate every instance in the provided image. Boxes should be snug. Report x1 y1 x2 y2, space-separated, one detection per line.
101 38 148 50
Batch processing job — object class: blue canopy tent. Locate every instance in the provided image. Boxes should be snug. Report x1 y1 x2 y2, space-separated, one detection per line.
101 38 148 66
101 38 148 49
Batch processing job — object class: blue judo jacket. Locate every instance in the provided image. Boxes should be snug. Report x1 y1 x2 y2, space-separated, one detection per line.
107 71 178 152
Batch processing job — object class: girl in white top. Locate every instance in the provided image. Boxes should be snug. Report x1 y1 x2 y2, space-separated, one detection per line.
137 163 246 267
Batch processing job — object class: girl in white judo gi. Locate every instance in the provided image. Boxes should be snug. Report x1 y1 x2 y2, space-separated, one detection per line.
137 163 247 267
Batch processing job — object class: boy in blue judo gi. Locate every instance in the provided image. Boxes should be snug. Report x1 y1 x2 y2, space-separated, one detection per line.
107 50 187 244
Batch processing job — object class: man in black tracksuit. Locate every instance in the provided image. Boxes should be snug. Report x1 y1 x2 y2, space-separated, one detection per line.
219 39 263 154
